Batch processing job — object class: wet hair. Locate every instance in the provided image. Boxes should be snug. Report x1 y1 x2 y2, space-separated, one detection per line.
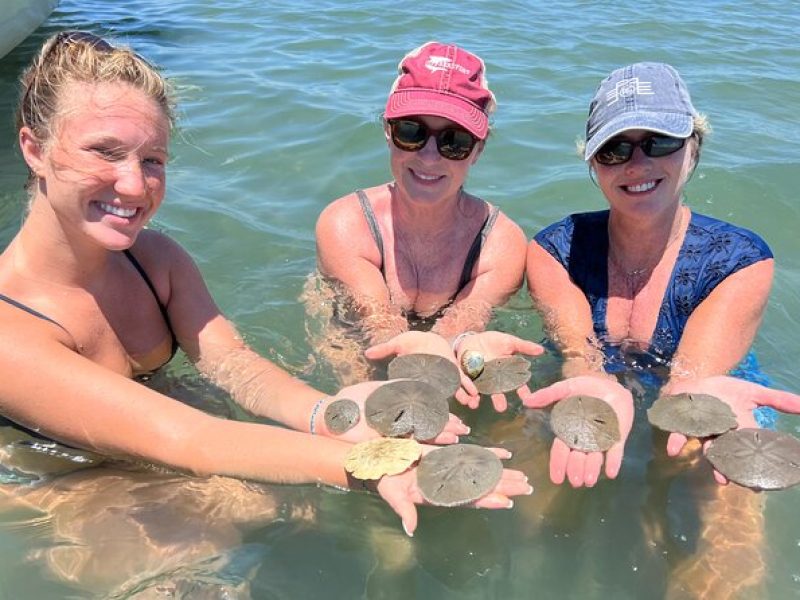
16 31 174 155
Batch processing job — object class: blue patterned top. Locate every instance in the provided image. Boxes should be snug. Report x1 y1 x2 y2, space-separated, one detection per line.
534 210 773 360
534 210 776 428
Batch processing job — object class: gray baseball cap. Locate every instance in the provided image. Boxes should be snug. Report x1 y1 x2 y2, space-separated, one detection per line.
584 62 698 161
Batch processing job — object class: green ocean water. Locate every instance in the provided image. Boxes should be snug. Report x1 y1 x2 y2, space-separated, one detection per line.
0 1 799 597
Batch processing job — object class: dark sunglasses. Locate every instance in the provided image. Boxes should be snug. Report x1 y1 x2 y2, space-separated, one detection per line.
388 118 479 161
594 134 686 166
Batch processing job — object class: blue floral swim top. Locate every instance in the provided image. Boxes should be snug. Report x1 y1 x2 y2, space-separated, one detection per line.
534 209 773 360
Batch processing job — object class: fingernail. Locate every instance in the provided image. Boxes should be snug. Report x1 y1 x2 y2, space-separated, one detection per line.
402 521 414 537
463 426 471 434
505 500 514 509
526 485 534 495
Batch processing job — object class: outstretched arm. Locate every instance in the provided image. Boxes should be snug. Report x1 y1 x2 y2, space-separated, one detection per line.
662 259 774 460
668 259 773 382
520 375 634 487
662 375 800 484
0 323 527 533
526 239 607 378
524 239 635 486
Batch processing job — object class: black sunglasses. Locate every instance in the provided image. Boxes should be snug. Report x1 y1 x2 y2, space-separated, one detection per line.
388 118 479 161
594 134 686 166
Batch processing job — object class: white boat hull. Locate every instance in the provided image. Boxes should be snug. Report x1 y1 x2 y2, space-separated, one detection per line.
1 0 59 59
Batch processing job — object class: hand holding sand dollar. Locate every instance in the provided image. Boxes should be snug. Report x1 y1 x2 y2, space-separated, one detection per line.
550 395 620 452
453 331 544 412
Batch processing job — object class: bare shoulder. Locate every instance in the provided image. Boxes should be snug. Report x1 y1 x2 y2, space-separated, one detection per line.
317 186 384 234
0 297 74 357
526 235 558 263
316 186 386 266
493 209 526 243
124 229 202 304
483 207 527 258
128 229 195 271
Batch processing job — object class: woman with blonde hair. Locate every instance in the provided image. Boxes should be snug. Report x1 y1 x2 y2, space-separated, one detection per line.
0 31 529 538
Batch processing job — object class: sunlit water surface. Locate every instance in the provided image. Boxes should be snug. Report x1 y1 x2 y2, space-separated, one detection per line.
1 1 799 598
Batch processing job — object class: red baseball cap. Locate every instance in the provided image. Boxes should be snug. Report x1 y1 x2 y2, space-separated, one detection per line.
384 41 496 140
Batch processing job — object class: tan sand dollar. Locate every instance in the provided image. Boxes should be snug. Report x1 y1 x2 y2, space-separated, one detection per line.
324 398 361 435
344 438 423 480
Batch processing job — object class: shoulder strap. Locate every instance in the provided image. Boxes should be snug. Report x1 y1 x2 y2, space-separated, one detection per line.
0 292 71 335
356 189 386 276
457 205 501 291
123 250 178 356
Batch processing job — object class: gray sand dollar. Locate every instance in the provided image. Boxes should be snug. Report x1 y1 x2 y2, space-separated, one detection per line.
365 379 449 440
324 398 360 435
417 444 503 507
550 395 620 452
473 356 531 394
648 393 737 437
706 428 800 491
387 353 461 398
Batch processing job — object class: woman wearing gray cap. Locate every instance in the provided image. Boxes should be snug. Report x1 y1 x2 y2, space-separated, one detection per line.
519 62 779 487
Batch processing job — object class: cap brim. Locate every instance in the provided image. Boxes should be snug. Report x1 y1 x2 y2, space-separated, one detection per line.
584 112 693 161
385 89 488 139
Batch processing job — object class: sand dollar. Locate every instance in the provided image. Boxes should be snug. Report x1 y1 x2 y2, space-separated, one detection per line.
365 379 449 440
387 353 461 398
344 438 423 480
648 393 737 437
324 398 360 435
473 356 531 394
417 444 503 507
550 395 620 452
706 428 800 491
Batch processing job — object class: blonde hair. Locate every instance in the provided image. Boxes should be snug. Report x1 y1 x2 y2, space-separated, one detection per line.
16 31 174 150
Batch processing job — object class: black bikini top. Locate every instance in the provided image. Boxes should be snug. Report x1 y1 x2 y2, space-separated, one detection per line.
355 189 500 319
0 249 179 369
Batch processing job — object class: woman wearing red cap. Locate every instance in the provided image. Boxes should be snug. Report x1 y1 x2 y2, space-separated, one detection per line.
311 42 538 393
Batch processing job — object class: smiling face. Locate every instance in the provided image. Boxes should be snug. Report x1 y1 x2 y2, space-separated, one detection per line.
385 115 483 205
25 81 170 250
592 129 697 219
